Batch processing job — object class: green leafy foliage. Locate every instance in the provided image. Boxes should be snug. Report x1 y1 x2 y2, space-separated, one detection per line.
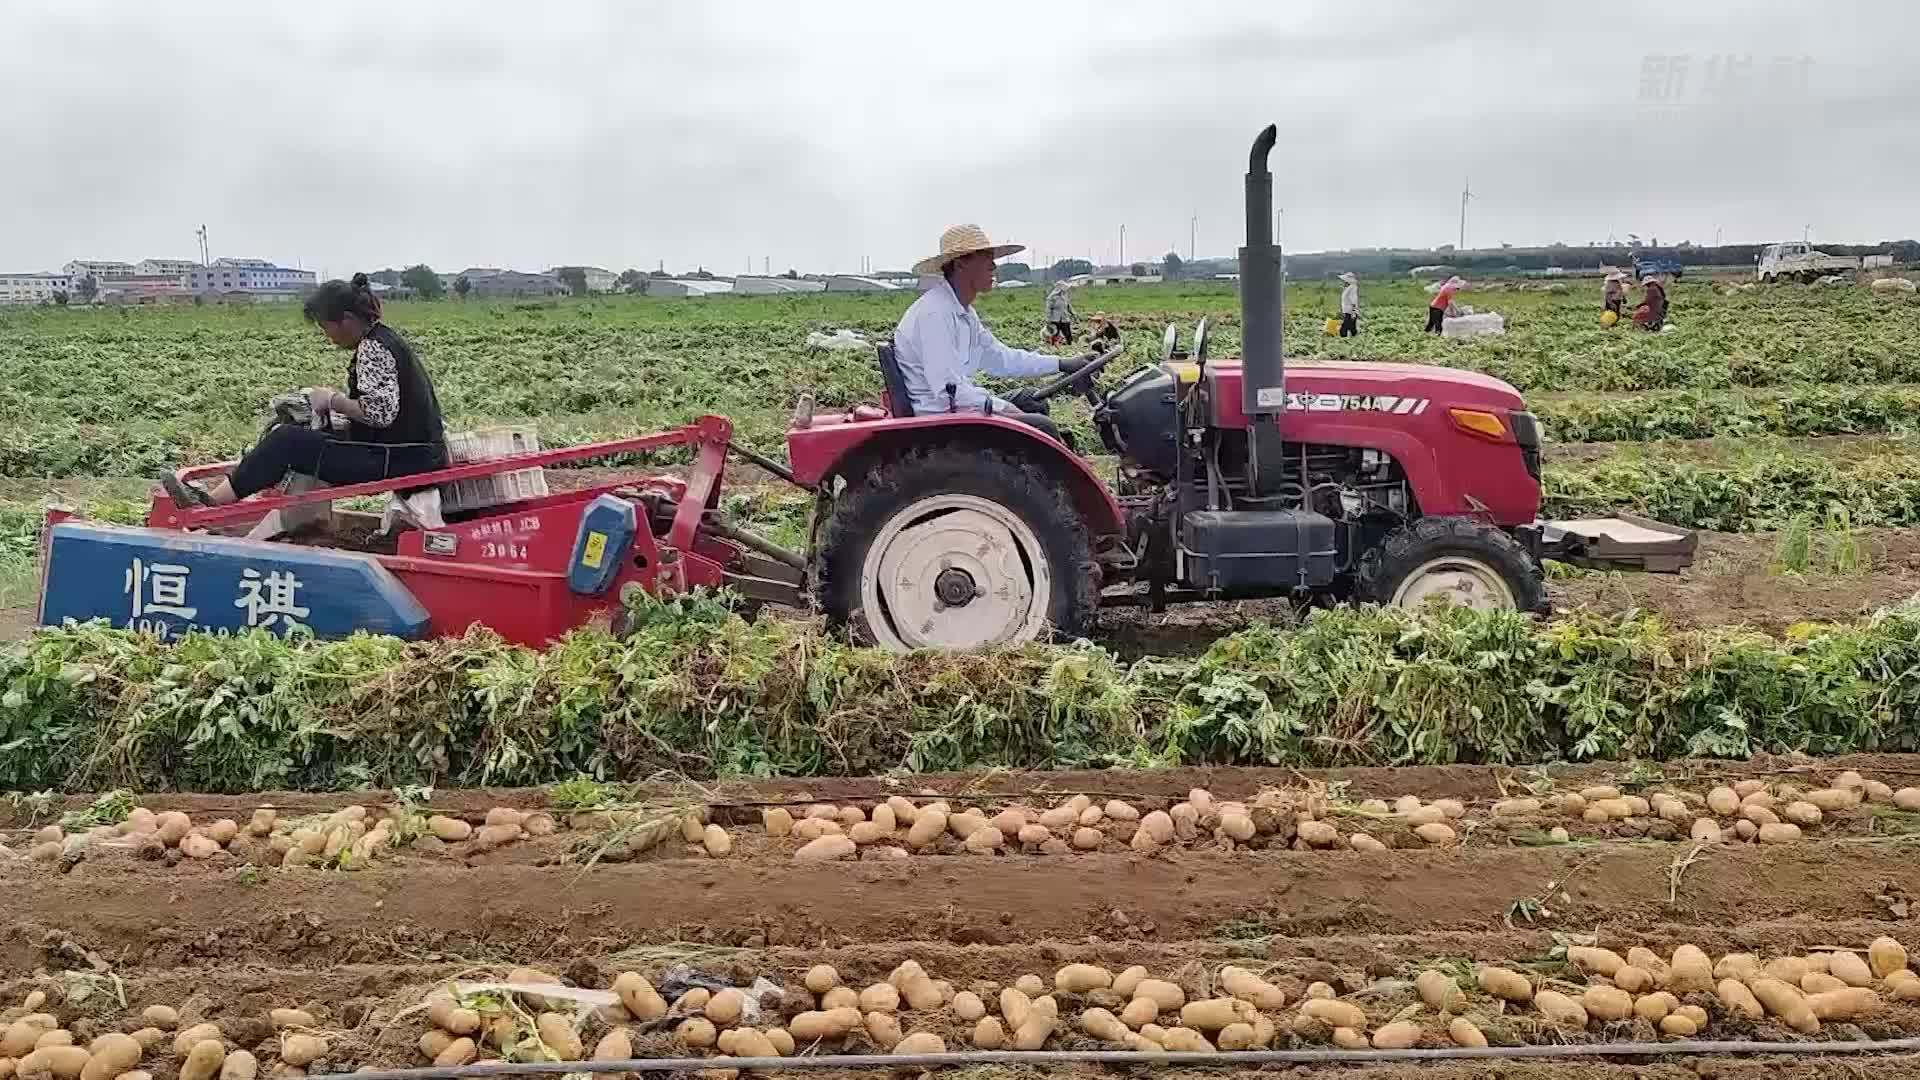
7 600 1920 792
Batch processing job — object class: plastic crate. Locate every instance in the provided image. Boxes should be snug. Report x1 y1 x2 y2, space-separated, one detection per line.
440 425 549 513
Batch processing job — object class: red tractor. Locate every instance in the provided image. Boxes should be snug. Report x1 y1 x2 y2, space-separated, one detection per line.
783 125 1693 650
40 125 1690 651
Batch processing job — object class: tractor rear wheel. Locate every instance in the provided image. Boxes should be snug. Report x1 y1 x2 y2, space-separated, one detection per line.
1356 516 1547 615
817 446 1097 651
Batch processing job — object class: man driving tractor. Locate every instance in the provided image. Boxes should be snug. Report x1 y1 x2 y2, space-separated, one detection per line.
895 224 1093 443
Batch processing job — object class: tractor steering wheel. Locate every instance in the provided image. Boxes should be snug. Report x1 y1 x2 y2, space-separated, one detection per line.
1028 340 1128 404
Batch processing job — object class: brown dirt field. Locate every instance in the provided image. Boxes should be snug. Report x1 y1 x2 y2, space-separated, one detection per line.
1551 528 1920 631
9 763 1920 1078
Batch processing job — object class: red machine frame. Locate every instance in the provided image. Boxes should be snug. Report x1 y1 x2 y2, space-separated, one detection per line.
133 415 771 647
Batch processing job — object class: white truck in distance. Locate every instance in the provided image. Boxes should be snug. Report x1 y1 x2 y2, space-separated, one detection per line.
1757 242 1860 283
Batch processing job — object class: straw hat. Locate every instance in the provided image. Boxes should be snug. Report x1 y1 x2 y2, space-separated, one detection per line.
1338 272 1358 284
912 224 1025 275
1605 271 1627 282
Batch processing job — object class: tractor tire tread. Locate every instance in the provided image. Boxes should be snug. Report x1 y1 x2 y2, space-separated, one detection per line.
815 444 1098 646
1355 515 1548 615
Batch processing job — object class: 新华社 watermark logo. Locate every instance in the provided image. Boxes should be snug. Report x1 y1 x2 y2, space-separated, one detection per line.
1637 53 1814 104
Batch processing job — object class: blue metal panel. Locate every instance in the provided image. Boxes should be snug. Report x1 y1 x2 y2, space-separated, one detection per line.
39 522 430 641
567 494 636 596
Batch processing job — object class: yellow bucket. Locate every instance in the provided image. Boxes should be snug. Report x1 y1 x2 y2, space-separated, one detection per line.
1324 317 1341 335
1600 309 1619 327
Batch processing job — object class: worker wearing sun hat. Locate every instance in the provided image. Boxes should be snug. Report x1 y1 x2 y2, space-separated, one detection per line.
894 224 1093 442
1338 272 1361 337
1603 271 1628 317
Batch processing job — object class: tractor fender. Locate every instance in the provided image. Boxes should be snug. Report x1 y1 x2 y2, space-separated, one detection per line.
786 414 1125 537
1296 421 1537 526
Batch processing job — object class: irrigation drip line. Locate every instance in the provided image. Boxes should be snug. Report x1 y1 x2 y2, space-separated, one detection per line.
335 1039 1920 1078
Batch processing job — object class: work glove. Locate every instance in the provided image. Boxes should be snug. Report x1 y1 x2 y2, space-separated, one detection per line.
1057 354 1093 374
1007 388 1047 415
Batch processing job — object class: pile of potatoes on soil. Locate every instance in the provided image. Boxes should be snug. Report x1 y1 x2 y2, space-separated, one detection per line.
12 803 574 869
0 991 327 1080
399 937 1920 1066
1462 935 1920 1043
711 768 1917 863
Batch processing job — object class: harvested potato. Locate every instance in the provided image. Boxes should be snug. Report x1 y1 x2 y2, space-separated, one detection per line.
705 990 745 1028
998 990 1031 1032
1871 937 1909 979
1180 999 1252 1032
427 999 480 1036
129 1029 166 1052
1447 1017 1486 1048
1891 980 1920 1003
34 1033 72 1050
1758 822 1801 844
1825 951 1872 987
1781 801 1823 827
1156 1028 1212 1053
268 1010 314 1032
1706 787 1740 816
857 984 898 1014
1405 806 1446 827
1804 788 1859 812
1139 811 1175 845
1294 820 1337 848
79 1034 139 1080
794 835 856 862
1415 970 1464 1013
1802 972 1848 994
803 965 840 994
820 988 858 1012
1476 967 1532 1003
1298 999 1365 1029
172 1024 224 1058
1567 946 1625 977
863 1012 902 1051
1105 801 1140 822
1748 977 1819 1033
947 812 990 840
1219 966 1287 1010
218 1050 258 1080
904 811 947 850
1011 1013 1055 1051
1214 1022 1256 1051
1132 979 1185 1011
472 823 522 849
1582 986 1632 1022
1659 1012 1698 1037
1055 965 1112 994
1330 1027 1370 1050
760 808 795 837
1079 1008 1129 1043
676 1019 718 1048
432 1040 475 1068
1078 805 1105 827
1533 990 1587 1028
179 833 220 860
20 1047 90 1080
1762 957 1809 984
1304 982 1335 1000
1492 797 1541 817
1119 997 1159 1028
1613 965 1653 993
1371 1022 1421 1050
418 1031 455 1060
1715 979 1763 1021
175 1042 226 1080
248 810 276 837
154 812 191 846
1413 822 1457 846
892 1032 944 1055
1633 992 1677 1022
989 809 1028 839
1807 987 1877 1021
971 1017 1005 1049
1739 804 1780 826
140 1007 178 1032
278 1035 325 1069
1713 952 1759 982
612 972 668 1021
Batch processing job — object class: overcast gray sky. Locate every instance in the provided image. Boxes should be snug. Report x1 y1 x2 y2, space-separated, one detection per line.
4 0 1913 276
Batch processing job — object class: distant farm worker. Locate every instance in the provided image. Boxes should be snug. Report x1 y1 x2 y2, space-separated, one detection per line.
160 274 449 507
1603 271 1628 317
1425 275 1464 333
1338 272 1360 336
1044 280 1075 344
894 224 1091 442
1632 274 1668 331
1086 312 1121 351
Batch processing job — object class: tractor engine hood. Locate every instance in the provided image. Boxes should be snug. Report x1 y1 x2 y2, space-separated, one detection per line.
1191 359 1525 428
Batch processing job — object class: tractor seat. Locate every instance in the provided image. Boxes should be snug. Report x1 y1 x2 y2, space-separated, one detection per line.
876 343 914 418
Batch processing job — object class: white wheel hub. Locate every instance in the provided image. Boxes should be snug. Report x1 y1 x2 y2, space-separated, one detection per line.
859 494 1052 650
1389 555 1518 612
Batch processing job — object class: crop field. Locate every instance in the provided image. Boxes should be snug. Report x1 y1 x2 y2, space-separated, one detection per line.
8 276 1920 1077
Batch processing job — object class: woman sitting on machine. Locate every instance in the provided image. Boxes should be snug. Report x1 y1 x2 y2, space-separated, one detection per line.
161 274 449 507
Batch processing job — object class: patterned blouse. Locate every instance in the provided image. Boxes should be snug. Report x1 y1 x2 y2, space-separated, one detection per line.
354 330 400 428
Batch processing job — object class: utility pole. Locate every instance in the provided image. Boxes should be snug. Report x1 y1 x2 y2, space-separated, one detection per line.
1459 178 1474 252
196 225 209 266
1803 223 1812 243
1118 225 1126 267
1189 216 1197 261
764 256 769 275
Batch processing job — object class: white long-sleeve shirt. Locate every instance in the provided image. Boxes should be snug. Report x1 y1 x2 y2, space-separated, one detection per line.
895 277 1057 415
1340 282 1360 315
1044 285 1073 323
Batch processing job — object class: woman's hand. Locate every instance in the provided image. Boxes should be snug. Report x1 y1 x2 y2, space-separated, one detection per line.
307 386 341 414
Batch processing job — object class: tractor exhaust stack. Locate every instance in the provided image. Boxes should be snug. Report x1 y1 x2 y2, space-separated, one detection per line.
1239 124 1286 496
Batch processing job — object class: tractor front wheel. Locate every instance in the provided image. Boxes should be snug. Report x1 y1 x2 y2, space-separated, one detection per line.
817 446 1097 651
1356 516 1547 615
